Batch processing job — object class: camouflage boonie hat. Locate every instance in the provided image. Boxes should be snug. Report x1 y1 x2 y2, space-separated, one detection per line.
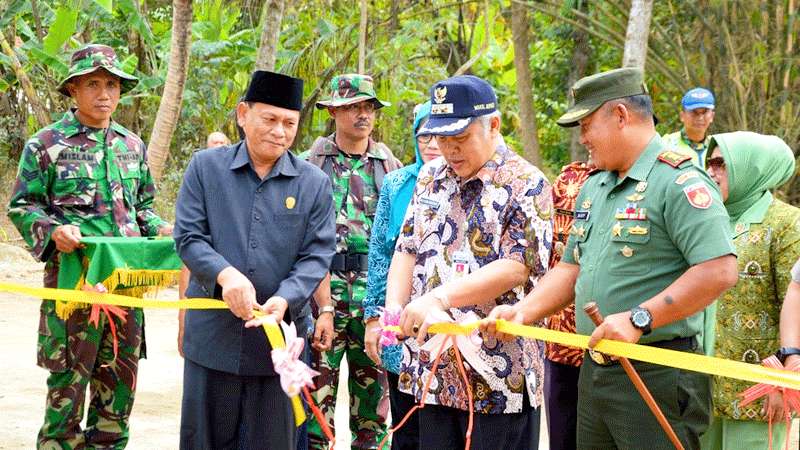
315 73 390 109
557 67 649 127
57 44 138 97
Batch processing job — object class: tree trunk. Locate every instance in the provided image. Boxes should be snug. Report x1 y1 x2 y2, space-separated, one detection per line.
255 0 285 71
358 0 367 73
146 0 192 183
568 1 591 162
510 0 541 166
622 0 654 69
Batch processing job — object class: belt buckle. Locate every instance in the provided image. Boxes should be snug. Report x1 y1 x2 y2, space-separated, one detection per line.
588 349 615 366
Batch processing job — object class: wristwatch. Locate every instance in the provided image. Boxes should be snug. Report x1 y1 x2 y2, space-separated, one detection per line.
629 306 652 335
318 305 335 316
775 347 800 364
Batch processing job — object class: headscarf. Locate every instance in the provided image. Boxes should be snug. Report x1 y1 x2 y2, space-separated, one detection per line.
386 101 431 240
708 131 795 231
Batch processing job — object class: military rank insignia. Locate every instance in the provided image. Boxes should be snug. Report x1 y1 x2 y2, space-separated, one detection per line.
615 203 647 220
683 183 713 209
657 151 692 168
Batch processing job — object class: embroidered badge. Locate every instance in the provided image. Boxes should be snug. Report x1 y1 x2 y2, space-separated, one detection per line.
675 171 700 185
683 183 713 209
574 210 590 221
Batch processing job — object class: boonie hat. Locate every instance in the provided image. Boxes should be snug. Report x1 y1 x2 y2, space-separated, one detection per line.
57 44 138 97
315 74 390 109
417 75 497 136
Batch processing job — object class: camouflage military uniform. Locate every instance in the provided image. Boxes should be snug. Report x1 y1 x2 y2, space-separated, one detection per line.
305 133 400 449
7 44 166 450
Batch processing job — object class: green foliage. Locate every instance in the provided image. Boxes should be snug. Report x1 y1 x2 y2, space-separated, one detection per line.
1 0 798 218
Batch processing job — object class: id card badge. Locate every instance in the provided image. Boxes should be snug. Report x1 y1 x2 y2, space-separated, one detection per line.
452 250 471 278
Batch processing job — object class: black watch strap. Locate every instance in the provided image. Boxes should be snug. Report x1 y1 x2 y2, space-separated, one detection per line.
776 347 800 364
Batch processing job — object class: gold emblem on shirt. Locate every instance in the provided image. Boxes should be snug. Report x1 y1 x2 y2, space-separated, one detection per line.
635 181 648 193
285 196 296 210
621 245 634 257
628 225 648 235
612 222 622 237
626 193 644 202
582 199 592 209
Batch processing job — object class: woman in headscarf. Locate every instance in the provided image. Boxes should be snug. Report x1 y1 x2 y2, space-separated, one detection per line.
363 101 440 449
701 131 800 450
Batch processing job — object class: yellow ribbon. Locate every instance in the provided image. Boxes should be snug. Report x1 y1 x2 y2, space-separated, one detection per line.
6 282 800 397
0 282 306 426
385 321 800 391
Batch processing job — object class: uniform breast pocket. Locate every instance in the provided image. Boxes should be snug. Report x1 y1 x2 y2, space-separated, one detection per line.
570 221 592 264
52 163 100 207
608 221 651 275
271 213 306 252
121 165 142 206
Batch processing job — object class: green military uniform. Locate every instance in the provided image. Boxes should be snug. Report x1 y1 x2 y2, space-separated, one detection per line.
304 74 400 450
663 129 711 168
557 68 735 450
7 44 166 450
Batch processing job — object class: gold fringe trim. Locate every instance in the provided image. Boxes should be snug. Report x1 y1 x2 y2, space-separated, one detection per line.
55 268 180 320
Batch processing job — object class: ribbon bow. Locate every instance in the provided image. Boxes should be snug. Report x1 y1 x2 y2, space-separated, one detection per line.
738 356 800 450
271 321 319 396
83 284 128 365
420 310 494 380
377 306 402 347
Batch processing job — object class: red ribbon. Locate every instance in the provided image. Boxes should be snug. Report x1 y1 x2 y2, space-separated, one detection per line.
88 303 128 366
738 356 800 450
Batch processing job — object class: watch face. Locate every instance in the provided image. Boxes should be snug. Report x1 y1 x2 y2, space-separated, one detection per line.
632 309 650 327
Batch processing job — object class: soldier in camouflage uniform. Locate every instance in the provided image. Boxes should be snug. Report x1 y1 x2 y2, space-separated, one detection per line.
302 74 401 449
7 44 170 449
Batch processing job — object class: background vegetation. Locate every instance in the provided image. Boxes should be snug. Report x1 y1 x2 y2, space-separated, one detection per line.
0 0 797 225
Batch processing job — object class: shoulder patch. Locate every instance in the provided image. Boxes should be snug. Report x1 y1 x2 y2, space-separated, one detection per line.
658 150 692 168
674 170 701 185
683 182 713 209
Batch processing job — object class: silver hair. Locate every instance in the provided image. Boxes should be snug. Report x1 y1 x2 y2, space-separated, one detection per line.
477 111 501 131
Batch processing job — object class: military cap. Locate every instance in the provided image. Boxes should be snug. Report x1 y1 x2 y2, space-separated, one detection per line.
315 73 390 109
244 70 304 111
57 44 138 97
557 67 649 127
417 75 497 136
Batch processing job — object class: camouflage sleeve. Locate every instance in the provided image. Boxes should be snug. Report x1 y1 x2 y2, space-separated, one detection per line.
134 143 168 236
7 138 61 261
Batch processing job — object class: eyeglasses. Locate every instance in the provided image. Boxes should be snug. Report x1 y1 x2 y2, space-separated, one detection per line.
417 134 434 145
707 156 726 170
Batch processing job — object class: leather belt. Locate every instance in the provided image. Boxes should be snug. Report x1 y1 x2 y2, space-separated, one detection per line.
588 336 697 366
330 252 369 272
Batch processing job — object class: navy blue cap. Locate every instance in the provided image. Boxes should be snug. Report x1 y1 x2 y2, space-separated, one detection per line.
417 75 497 136
681 87 715 111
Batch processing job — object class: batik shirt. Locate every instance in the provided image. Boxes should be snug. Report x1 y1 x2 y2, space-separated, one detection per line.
711 199 800 421
8 109 166 265
395 144 553 414
546 161 595 367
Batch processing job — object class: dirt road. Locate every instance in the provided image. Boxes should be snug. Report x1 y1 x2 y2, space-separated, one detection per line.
0 242 795 449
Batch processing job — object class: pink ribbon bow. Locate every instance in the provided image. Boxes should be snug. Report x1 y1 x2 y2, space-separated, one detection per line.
378 306 402 347
420 310 494 379
271 321 319 396
738 355 800 450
